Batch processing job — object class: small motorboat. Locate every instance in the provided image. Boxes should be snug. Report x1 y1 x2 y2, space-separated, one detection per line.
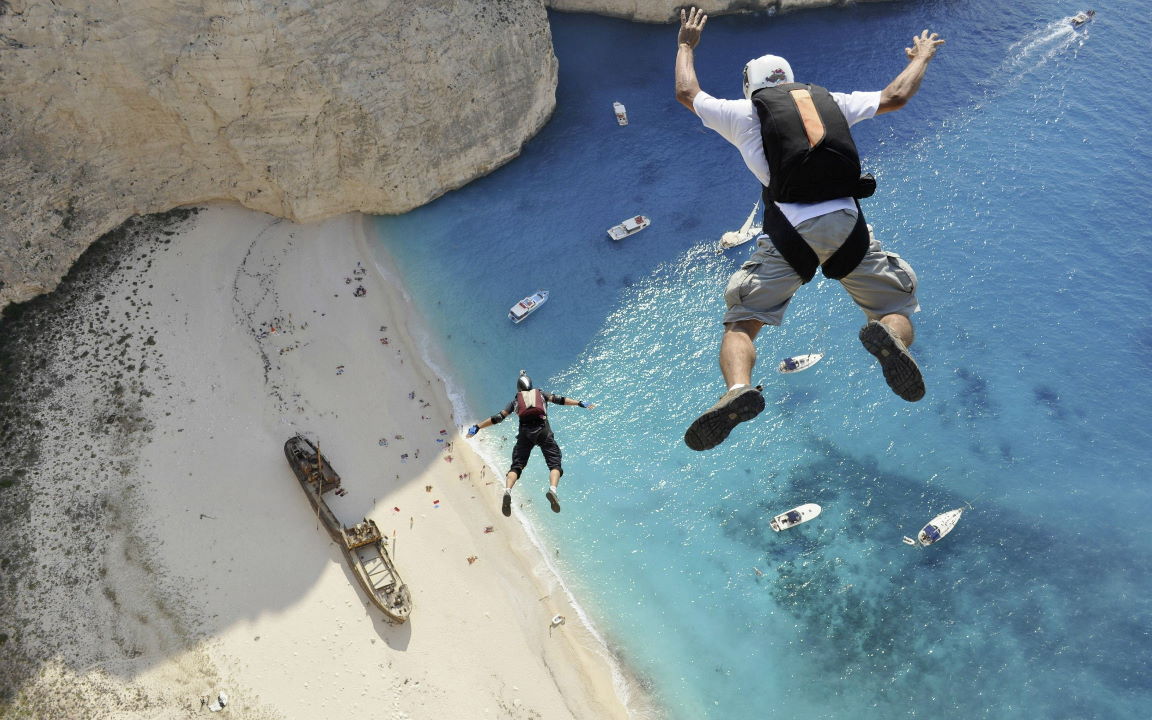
607 215 651 241
903 507 966 547
1070 10 1095 27
717 200 762 252
770 503 821 532
508 290 549 324
778 353 823 373
613 101 629 126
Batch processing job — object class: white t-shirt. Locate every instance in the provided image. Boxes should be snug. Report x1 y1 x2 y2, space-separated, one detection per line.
693 89 881 227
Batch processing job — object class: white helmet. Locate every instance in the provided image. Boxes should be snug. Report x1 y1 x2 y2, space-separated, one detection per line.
742 54 794 100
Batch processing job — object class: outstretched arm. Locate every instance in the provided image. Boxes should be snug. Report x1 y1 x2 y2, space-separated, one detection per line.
548 393 597 409
675 7 708 112
877 30 945 114
561 397 596 409
467 409 509 437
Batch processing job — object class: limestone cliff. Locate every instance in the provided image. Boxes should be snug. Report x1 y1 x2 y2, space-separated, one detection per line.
0 0 893 311
0 0 557 309
545 0 887 23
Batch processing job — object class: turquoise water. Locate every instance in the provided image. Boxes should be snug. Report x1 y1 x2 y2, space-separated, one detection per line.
372 2 1152 718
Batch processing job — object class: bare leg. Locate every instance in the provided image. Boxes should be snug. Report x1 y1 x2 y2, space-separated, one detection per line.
501 470 518 517
718 319 764 387
859 313 924 402
685 319 768 451
546 469 562 512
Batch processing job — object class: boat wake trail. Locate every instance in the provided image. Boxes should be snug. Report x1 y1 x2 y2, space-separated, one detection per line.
899 16 1089 159
998 18 1086 85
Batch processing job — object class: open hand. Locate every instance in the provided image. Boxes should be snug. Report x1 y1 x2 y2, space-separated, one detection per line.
905 30 944 61
678 7 707 48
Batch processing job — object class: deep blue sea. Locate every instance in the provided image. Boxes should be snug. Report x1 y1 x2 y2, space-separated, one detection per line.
372 2 1152 717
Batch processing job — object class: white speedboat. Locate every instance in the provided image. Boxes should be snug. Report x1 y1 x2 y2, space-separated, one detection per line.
778 353 823 373
717 200 762 252
1070 10 1095 27
903 507 965 546
771 503 821 532
607 215 650 241
613 101 628 126
508 290 549 324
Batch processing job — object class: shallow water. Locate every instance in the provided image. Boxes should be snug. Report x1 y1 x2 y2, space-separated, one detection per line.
372 2 1152 717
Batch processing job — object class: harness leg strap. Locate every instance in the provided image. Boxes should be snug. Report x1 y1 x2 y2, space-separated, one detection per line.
760 188 870 282
820 200 870 280
761 187 819 283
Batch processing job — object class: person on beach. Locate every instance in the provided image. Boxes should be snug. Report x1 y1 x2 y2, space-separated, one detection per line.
675 7 945 451
466 371 596 517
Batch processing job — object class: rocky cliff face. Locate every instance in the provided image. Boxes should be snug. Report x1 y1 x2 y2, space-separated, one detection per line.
545 0 879 22
0 0 888 311
0 0 557 309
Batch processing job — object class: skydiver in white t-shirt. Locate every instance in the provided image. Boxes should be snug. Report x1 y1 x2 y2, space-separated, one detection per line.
675 7 944 451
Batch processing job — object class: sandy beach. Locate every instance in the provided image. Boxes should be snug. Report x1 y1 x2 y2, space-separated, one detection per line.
0 204 637 719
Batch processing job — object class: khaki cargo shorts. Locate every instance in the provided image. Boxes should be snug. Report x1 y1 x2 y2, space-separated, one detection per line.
722 209 920 327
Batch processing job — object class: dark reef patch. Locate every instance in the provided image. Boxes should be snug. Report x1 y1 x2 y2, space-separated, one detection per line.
1031 383 1065 421
952 366 995 420
719 434 1152 713
672 213 702 233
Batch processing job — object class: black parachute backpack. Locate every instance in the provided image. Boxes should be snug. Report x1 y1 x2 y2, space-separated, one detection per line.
751 83 875 204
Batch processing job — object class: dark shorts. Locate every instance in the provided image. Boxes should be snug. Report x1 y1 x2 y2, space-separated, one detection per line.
508 424 563 479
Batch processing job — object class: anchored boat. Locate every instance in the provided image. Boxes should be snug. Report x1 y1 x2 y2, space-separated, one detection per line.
613 101 628 125
607 215 650 241
508 290 549 324
778 353 823 373
770 503 822 531
903 507 966 547
284 435 412 623
717 200 762 252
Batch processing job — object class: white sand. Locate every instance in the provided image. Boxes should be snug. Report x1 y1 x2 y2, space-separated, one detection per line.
4 204 638 718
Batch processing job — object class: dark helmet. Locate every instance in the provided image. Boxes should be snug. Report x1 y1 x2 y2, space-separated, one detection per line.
517 370 533 391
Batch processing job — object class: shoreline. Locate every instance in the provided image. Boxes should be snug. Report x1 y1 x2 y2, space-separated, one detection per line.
364 220 638 702
0 204 648 719
364 213 653 716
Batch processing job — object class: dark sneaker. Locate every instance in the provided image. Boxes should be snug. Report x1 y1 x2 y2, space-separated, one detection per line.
684 385 765 451
859 321 925 402
546 489 561 513
501 491 512 517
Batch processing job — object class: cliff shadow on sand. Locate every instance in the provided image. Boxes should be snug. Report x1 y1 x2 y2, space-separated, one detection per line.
0 209 423 718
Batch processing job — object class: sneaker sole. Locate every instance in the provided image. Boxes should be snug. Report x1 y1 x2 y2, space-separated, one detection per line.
859 322 925 402
546 491 561 513
501 493 512 517
684 389 765 451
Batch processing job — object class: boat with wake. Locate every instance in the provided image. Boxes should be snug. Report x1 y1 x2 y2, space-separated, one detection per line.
509 290 549 324
284 434 412 623
903 506 966 547
717 200 762 252
1070 10 1095 27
